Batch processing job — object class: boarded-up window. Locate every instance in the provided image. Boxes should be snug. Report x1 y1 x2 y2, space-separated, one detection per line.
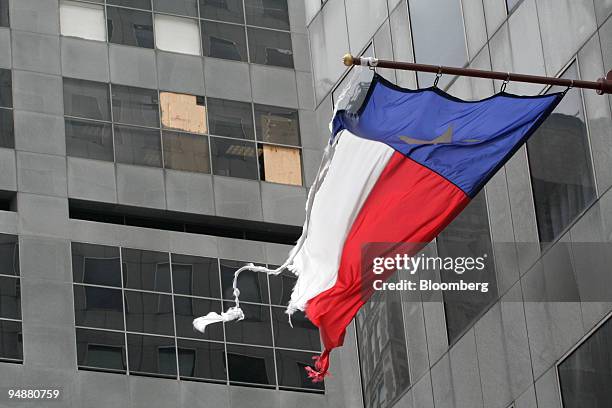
258 144 302 186
160 92 207 134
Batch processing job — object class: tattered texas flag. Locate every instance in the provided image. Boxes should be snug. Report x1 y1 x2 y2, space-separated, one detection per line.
194 73 564 381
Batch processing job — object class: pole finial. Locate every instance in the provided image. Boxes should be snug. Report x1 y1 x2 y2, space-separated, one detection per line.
343 53 354 67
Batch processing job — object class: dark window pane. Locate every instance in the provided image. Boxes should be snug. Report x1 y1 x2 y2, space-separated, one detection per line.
268 270 295 305
356 277 411 408
257 143 302 186
124 291 174 335
63 78 111 121
0 320 22 361
171 254 220 298
0 235 18 276
74 285 124 330
254 104 299 145
210 137 258 179
226 344 275 385
76 328 126 372
178 339 226 381
72 243 121 287
0 0 9 27
247 28 293 68
207 98 254 140
220 259 268 304
122 248 171 292
223 302 272 346
113 125 162 167
276 349 325 391
272 308 320 351
438 192 498 343
153 0 198 16
0 108 14 149
162 131 211 173
199 0 244 24
558 318 612 408
528 62 595 243
111 84 159 127
174 296 223 341
65 118 114 161
244 0 289 30
0 276 20 320
127 334 177 377
107 6 154 48
201 20 247 62
0 68 12 108
108 0 151 9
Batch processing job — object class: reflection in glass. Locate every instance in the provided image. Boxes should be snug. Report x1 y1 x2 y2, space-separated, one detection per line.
244 0 290 30
0 235 19 277
65 118 114 161
268 269 295 305
208 98 254 140
276 349 325 391
0 0 9 28
153 0 198 17
0 320 22 361
111 85 160 127
528 62 595 243
0 276 20 320
356 274 410 408
76 328 126 372
558 317 612 408
247 28 293 68
127 334 177 377
210 137 258 179
0 68 12 108
106 6 154 48
113 125 162 167
220 259 268 303
199 0 244 24
108 0 151 9
162 131 211 173
74 285 124 330
124 291 174 336
174 296 223 341
0 108 14 149
171 254 220 298
226 344 276 385
201 20 247 61
72 243 121 287
223 302 273 346
121 248 171 292
272 307 320 351
257 144 302 186
178 339 227 381
254 104 300 145
63 78 111 121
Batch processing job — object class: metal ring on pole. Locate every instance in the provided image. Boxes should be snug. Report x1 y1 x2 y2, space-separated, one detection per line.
563 79 574 95
433 67 443 88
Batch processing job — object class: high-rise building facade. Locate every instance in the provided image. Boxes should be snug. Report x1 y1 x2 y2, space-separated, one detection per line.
304 1 612 408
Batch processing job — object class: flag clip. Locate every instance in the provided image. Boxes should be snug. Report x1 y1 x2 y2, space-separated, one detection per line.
563 79 574 95
500 72 510 93
433 67 442 88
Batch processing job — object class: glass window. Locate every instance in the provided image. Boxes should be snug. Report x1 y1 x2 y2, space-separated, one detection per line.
0 276 20 320
0 0 9 27
528 62 595 244
177 339 227 381
0 108 13 149
111 85 159 128
210 137 258 179
0 234 18 277
106 7 154 49
60 1 106 42
258 144 302 186
64 78 111 121
174 296 223 341
73 285 124 330
247 27 293 68
199 0 244 24
163 131 211 173
356 277 410 408
0 321 22 361
269 270 295 306
437 192 498 343
272 308 320 351
121 248 171 292
223 302 273 346
276 349 325 391
113 125 162 167
201 20 247 62
72 243 121 287
226 343 276 385
124 291 174 336
107 0 151 10
76 328 126 372
127 334 177 377
65 118 114 161
171 254 220 298
154 15 201 56
244 0 290 31
558 317 612 408
153 0 198 17
0 68 12 108
220 259 269 304
160 92 207 134
207 98 254 140
254 104 299 145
